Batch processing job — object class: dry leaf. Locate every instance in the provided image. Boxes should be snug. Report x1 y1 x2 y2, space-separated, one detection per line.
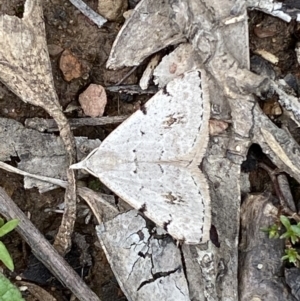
0 0 77 255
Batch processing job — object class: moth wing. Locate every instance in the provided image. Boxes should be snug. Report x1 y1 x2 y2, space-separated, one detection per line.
86 70 210 165
95 162 211 244
72 70 211 243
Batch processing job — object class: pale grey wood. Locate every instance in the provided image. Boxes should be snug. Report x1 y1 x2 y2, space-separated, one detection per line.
139 54 161 90
0 118 100 192
271 80 300 127
69 0 107 27
239 194 296 301
97 210 190 301
153 44 197 89
252 104 300 184
106 84 157 95
277 174 296 212
107 0 186 69
25 116 129 132
285 268 300 300
246 0 300 22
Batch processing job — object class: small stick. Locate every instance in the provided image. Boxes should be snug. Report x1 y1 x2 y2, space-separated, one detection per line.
69 0 107 28
115 67 138 85
0 187 101 301
25 115 128 132
0 162 118 216
277 174 296 212
106 85 157 95
258 163 300 221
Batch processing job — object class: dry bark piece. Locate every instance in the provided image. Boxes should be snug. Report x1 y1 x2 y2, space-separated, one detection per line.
79 84 107 117
59 49 82 82
0 117 101 192
153 44 198 89
98 0 128 21
139 54 161 90
285 267 300 300
97 210 190 301
106 84 157 95
246 0 300 22
0 0 77 255
239 193 295 301
106 0 186 69
252 103 300 184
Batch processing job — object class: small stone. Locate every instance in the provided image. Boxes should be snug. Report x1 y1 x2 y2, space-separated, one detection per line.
59 49 82 82
257 264 263 270
79 84 107 117
98 0 128 21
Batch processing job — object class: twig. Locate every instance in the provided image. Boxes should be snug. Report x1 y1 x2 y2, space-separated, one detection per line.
69 0 107 28
0 188 101 301
106 84 157 95
277 174 296 212
0 162 118 217
258 163 300 221
115 67 138 85
25 115 128 132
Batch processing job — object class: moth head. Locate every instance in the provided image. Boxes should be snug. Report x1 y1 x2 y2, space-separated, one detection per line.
70 148 121 177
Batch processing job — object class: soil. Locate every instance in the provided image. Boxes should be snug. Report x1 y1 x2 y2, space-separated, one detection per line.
0 1 299 300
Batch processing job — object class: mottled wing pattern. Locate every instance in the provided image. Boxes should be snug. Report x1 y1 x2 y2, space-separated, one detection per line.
72 70 211 244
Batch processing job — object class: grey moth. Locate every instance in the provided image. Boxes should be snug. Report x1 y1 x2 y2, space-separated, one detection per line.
71 70 211 244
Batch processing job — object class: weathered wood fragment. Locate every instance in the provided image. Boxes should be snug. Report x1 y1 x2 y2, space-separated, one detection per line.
97 210 190 301
0 0 76 255
69 0 107 27
106 84 157 95
285 268 300 300
0 118 100 192
239 193 296 301
25 115 128 133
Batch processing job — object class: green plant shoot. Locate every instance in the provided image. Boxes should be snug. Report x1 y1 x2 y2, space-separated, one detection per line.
0 219 18 271
0 273 25 301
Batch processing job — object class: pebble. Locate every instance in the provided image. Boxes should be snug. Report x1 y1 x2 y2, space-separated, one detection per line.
79 84 107 117
47 44 63 56
59 49 82 81
98 0 128 21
